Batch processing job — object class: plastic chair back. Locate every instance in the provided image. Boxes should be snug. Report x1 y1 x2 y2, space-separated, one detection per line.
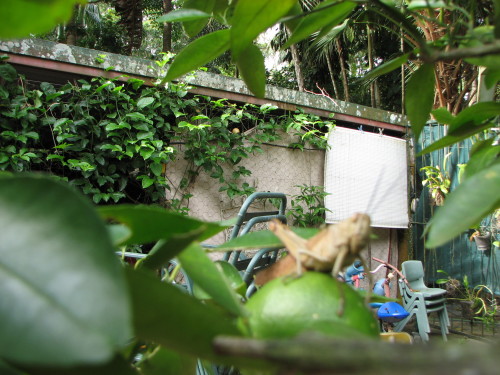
402 260 427 291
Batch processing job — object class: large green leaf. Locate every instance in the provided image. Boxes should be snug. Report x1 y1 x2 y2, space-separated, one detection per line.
362 53 410 84
213 227 318 251
231 0 296 59
426 162 500 247
182 0 215 37
419 102 500 155
0 359 23 375
99 205 229 245
126 268 242 361
431 107 455 125
448 102 500 134
484 67 500 89
177 243 247 317
405 63 435 140
156 8 211 24
463 143 500 180
283 1 356 49
136 228 206 271
417 121 494 155
0 176 132 366
235 44 266 98
162 29 231 83
0 0 82 39
283 1 304 32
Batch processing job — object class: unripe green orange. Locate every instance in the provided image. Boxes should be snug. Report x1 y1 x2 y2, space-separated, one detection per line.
244 272 379 339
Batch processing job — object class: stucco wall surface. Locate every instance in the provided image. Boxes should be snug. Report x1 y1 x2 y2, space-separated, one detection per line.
167 130 398 281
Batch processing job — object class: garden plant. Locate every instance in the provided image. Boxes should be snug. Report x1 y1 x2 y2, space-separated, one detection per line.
1 1 500 375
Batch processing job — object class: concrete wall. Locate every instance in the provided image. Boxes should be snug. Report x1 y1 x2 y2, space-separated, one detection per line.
167 131 325 245
168 129 398 291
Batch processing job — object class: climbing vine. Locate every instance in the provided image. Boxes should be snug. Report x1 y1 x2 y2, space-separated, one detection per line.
0 61 333 212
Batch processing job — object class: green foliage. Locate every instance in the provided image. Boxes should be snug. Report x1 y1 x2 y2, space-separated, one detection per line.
420 165 451 206
0 70 179 205
2 1 500 374
0 175 132 367
436 270 498 326
426 161 500 247
282 1 357 49
288 185 331 227
0 63 332 211
0 0 82 39
405 63 435 140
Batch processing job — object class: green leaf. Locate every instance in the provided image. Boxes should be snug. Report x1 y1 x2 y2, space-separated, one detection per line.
150 162 163 176
182 0 215 37
463 26 500 69
463 144 500 180
0 358 23 375
138 346 197 375
283 1 356 49
418 121 494 155
107 224 132 246
156 8 211 23
405 63 435 140
420 102 500 155
163 29 231 83
231 0 296 59
98 205 229 245
470 138 495 156
484 67 500 89
213 227 318 251
431 107 455 125
426 162 500 247
193 261 246 299
126 268 242 361
141 176 155 188
0 64 17 82
137 227 206 271
178 243 247 317
235 44 266 98
0 175 131 366
137 97 155 109
363 53 410 84
0 0 81 39
448 102 500 134
282 1 304 32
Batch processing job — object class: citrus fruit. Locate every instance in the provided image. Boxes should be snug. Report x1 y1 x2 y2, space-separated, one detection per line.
244 272 379 339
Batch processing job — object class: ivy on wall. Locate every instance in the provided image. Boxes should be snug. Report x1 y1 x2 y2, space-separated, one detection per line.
0 61 333 213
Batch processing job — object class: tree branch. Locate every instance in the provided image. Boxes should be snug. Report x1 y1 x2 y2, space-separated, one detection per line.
213 334 499 375
422 41 500 63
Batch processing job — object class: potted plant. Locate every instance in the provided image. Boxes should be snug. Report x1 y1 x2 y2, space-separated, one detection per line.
420 166 451 206
469 230 492 251
437 271 497 324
